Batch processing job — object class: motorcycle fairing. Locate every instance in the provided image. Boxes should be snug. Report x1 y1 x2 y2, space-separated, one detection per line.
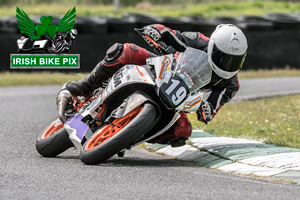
64 65 156 149
146 54 175 87
175 90 203 112
79 64 156 118
104 64 155 97
159 74 190 108
113 91 159 119
64 114 94 150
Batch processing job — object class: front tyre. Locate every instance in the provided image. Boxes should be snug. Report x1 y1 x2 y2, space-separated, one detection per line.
36 118 73 157
80 103 157 165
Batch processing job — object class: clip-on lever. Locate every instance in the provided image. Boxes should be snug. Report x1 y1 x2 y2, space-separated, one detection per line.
134 28 176 55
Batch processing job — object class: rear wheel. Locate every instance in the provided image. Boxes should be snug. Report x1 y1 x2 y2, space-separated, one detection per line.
80 103 157 165
36 118 73 157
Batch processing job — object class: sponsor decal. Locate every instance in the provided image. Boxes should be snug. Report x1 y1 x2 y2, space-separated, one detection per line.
183 32 197 40
230 37 240 52
54 119 63 127
102 88 106 99
183 96 202 110
211 63 216 70
113 69 123 87
159 56 171 80
163 71 172 83
130 45 139 52
178 70 194 88
231 90 237 98
126 65 134 70
126 75 131 81
135 66 147 81
11 7 79 69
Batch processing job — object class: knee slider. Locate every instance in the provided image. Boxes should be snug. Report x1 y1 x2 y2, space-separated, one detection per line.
104 43 124 64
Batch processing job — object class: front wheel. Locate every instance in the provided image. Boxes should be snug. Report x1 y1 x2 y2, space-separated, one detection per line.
80 103 157 165
36 118 73 157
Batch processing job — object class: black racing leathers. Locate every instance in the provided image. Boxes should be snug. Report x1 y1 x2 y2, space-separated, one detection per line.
151 24 240 118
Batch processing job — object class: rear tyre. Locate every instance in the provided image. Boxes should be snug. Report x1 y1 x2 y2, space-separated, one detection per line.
36 118 73 157
80 103 157 165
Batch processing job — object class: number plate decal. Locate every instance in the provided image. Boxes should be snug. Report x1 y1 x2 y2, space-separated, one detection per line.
160 74 189 107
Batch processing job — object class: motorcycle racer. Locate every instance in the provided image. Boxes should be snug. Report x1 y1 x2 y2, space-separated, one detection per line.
57 24 248 147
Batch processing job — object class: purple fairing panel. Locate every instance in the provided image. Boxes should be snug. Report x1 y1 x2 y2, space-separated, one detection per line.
65 114 88 140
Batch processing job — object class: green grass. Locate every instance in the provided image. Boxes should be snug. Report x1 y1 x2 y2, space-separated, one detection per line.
189 94 300 149
1 1 300 18
238 69 300 79
1 69 299 87
0 71 87 86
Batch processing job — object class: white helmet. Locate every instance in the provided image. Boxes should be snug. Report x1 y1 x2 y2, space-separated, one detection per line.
207 24 248 79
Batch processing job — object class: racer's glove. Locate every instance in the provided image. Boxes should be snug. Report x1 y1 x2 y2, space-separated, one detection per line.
56 82 73 123
196 101 213 124
142 25 162 47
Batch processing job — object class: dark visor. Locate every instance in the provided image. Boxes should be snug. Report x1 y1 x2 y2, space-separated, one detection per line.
211 45 246 72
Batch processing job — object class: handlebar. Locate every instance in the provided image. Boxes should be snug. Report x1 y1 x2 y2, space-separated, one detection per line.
134 28 176 55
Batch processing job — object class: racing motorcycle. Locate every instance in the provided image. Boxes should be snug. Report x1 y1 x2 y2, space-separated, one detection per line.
35 30 212 165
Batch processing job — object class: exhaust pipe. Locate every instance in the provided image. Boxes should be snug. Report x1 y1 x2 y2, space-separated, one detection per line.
57 98 68 123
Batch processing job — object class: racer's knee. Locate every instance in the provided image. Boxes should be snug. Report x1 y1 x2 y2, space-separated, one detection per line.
173 111 192 138
150 111 192 147
103 43 124 66
103 43 150 67
120 43 150 65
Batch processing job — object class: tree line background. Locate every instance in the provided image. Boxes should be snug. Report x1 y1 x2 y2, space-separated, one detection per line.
1 0 300 6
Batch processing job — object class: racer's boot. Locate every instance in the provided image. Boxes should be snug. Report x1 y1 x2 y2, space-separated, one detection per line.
66 43 152 97
149 111 192 147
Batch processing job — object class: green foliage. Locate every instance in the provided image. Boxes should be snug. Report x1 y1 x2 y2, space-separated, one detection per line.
0 0 195 6
189 94 300 149
0 72 87 86
238 69 300 79
1 1 300 18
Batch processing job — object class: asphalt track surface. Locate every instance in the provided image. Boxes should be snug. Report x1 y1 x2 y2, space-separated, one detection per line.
1 77 300 199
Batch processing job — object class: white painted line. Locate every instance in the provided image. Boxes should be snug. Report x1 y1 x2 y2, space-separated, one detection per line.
157 145 197 157
218 163 286 176
190 137 261 149
240 152 300 170
177 150 209 161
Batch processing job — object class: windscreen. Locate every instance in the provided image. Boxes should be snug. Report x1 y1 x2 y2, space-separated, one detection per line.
176 47 212 92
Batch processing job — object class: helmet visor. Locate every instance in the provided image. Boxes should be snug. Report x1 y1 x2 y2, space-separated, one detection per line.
211 44 246 72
